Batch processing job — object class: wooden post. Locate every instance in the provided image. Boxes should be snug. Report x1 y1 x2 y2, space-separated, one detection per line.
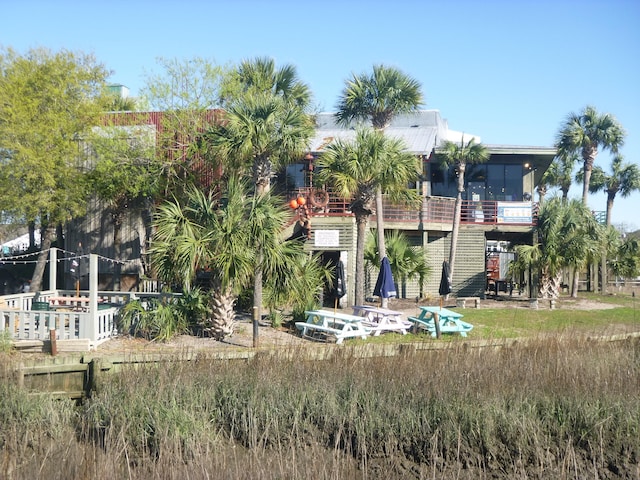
50 329 57 356
17 362 24 389
434 312 441 339
252 306 259 348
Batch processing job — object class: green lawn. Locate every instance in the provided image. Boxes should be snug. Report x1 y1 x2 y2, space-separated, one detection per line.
360 293 640 344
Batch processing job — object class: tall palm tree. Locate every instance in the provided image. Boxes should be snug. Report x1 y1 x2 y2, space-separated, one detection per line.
556 105 625 205
437 136 490 282
149 177 307 339
335 64 423 306
207 61 314 324
315 128 419 306
586 154 640 292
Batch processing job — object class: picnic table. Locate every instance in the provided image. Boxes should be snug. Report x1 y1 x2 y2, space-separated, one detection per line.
296 309 370 344
408 306 474 337
47 296 92 312
351 305 412 336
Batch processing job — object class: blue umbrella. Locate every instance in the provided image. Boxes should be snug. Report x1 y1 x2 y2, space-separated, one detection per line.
374 257 397 299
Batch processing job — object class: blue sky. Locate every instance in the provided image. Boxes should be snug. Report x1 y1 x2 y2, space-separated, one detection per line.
4 0 640 230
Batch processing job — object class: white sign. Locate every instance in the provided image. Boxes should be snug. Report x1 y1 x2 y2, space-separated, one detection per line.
497 202 533 223
314 230 340 247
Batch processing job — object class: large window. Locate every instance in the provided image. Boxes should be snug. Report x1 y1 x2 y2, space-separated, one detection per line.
430 161 523 201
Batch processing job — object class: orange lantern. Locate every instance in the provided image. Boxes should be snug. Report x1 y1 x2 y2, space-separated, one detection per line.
296 196 306 206
289 199 299 209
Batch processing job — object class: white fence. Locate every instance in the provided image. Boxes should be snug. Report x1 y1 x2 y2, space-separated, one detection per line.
0 289 151 345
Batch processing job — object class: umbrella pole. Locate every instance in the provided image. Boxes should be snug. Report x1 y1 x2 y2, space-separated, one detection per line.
334 297 337 313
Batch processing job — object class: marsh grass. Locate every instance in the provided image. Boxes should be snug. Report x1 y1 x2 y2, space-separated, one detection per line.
1 334 639 479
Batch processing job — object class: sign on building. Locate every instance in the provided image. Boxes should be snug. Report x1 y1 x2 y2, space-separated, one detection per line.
496 202 532 224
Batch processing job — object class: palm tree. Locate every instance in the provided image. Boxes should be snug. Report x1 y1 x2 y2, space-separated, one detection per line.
365 230 430 300
556 105 625 205
588 154 640 227
586 154 640 292
437 136 490 283
335 64 423 130
511 198 604 299
334 64 423 306
208 92 314 194
207 66 314 324
536 175 549 206
223 56 312 109
315 128 419 306
149 177 310 339
547 151 578 201
609 236 640 282
561 200 606 297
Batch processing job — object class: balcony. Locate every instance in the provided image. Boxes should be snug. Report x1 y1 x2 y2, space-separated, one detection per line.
288 188 539 228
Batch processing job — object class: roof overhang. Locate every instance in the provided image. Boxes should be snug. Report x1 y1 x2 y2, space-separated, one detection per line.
308 111 447 155
485 144 557 187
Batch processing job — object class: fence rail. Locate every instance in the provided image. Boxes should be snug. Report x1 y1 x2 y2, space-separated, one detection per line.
288 189 540 226
0 290 168 349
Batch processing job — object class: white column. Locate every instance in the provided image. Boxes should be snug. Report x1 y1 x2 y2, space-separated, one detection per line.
87 254 98 341
49 248 57 291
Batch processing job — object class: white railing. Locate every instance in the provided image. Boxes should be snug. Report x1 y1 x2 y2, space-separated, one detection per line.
0 290 122 345
0 289 173 346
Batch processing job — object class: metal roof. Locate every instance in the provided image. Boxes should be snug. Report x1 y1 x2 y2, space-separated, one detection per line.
309 111 557 162
309 111 446 154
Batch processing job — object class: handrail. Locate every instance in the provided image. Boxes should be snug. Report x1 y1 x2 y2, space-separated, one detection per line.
288 188 539 226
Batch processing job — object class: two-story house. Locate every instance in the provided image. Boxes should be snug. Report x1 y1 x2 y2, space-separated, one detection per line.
278 111 555 304
67 109 555 304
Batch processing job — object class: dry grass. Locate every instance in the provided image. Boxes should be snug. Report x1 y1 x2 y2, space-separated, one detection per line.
1 332 639 479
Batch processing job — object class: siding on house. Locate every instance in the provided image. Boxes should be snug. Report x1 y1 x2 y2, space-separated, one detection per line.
451 228 487 297
425 231 450 299
66 197 149 289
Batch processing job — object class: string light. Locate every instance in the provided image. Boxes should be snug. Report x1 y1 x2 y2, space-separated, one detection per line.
0 247 140 265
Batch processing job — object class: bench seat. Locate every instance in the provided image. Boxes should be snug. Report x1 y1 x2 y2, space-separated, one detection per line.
408 315 473 337
295 321 367 344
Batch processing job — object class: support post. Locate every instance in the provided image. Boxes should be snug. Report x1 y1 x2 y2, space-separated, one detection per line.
86 254 99 342
49 248 57 291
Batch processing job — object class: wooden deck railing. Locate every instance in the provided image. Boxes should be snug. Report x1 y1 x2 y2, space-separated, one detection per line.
288 188 539 226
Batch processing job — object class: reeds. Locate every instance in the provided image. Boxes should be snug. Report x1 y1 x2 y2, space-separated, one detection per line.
1 336 639 479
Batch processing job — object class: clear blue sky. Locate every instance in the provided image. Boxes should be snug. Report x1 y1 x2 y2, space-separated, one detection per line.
4 0 640 231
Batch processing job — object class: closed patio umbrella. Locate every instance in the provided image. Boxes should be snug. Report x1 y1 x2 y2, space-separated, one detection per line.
435 260 452 338
438 260 452 298
328 260 346 310
374 256 397 303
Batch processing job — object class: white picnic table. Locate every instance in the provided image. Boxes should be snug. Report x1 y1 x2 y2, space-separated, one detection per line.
351 305 412 336
296 309 370 344
409 306 474 337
